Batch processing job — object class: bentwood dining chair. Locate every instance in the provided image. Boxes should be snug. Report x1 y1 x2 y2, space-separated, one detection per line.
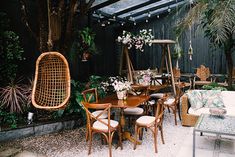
163 86 182 125
82 102 122 157
82 88 108 141
124 84 149 127
134 96 166 153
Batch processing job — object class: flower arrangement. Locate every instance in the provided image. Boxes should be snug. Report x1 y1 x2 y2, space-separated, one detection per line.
117 29 154 52
136 69 153 85
101 76 132 92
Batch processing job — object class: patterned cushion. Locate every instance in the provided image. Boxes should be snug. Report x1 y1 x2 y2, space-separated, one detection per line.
186 90 204 110
201 90 225 108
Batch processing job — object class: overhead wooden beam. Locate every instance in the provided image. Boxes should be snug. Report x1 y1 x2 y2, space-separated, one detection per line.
88 0 121 12
114 0 161 17
124 0 184 19
135 0 186 22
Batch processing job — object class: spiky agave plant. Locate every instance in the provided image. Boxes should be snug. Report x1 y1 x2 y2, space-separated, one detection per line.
0 79 26 113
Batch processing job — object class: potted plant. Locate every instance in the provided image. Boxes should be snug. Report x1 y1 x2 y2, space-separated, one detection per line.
78 27 97 61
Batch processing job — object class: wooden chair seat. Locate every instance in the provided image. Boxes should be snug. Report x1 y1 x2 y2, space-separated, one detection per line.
91 110 108 119
124 107 144 115
93 119 119 132
136 115 160 127
150 93 164 99
194 80 211 85
164 98 175 105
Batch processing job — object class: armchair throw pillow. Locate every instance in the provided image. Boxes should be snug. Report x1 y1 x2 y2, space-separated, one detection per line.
186 90 204 110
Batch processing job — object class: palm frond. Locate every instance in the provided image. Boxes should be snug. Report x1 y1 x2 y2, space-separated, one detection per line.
208 0 235 44
175 0 207 37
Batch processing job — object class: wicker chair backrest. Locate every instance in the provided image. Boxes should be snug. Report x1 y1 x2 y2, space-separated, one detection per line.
196 65 210 81
32 52 71 110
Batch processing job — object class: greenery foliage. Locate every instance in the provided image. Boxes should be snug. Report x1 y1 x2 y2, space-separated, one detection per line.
78 27 97 55
0 79 27 113
176 0 235 88
0 12 24 84
0 107 19 129
202 82 227 91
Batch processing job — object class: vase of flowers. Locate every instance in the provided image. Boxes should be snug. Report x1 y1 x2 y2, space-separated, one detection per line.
137 69 153 85
112 79 131 100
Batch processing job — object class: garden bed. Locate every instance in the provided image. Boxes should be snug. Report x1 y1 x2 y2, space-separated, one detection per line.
0 115 83 142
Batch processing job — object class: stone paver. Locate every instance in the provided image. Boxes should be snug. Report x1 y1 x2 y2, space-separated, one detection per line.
0 147 22 157
15 150 47 157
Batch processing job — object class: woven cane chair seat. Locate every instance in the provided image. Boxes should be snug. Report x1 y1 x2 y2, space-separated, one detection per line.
32 52 71 110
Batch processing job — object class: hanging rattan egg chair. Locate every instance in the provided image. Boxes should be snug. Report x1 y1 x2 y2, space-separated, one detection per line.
32 52 71 110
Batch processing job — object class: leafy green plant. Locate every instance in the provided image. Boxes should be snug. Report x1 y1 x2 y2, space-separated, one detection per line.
0 12 24 84
0 108 18 129
0 79 26 113
202 82 227 91
78 27 97 55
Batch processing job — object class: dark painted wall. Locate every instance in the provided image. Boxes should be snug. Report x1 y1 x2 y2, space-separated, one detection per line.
127 13 234 74
1 1 234 83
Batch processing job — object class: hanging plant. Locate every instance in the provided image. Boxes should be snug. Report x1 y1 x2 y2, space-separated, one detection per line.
173 37 183 68
77 27 97 61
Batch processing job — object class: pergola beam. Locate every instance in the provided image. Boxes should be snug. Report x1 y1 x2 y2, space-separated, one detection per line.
88 0 121 12
124 0 184 19
114 0 161 17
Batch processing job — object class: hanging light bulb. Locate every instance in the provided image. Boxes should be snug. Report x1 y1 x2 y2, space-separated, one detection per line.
157 15 160 18
145 19 148 23
134 22 136 25
168 7 171 12
113 15 116 20
98 19 101 23
101 23 105 27
148 12 151 18
188 40 193 60
107 21 110 25
121 22 124 26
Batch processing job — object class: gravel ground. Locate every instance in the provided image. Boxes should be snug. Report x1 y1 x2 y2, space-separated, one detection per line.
0 112 191 157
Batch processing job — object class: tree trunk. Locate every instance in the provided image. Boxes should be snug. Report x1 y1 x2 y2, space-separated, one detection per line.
38 0 48 52
224 36 234 89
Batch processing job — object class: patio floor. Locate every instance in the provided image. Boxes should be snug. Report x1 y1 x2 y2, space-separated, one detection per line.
0 112 234 157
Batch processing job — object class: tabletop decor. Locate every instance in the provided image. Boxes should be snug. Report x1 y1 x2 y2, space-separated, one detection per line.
101 76 131 100
117 29 154 52
136 68 153 85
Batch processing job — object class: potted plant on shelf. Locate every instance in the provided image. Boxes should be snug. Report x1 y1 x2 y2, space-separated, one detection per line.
78 27 97 61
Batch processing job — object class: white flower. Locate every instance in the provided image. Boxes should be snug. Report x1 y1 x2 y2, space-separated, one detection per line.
117 29 154 52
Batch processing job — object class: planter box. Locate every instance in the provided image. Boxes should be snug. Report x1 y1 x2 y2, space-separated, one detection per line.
0 118 83 142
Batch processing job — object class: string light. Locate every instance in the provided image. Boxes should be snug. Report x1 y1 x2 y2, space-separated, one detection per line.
101 23 105 27
121 22 124 26
168 7 171 12
134 22 136 25
145 19 148 23
157 15 160 18
148 12 151 18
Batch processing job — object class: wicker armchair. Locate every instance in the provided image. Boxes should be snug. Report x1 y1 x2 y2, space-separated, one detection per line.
193 65 212 89
32 52 71 110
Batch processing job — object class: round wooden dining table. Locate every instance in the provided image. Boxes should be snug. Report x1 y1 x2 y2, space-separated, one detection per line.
98 94 150 144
